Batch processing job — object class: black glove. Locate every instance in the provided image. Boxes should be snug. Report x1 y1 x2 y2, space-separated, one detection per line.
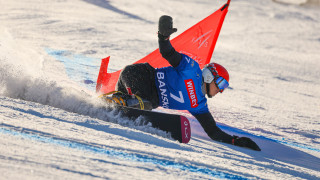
158 15 177 40
232 136 261 151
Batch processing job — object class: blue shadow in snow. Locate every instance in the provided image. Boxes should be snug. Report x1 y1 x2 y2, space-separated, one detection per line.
0 154 104 178
82 0 153 24
190 119 320 178
45 48 100 91
0 125 249 180
218 124 320 174
219 124 320 152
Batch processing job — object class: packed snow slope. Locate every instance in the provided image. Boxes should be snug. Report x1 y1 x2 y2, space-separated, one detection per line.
1 0 320 179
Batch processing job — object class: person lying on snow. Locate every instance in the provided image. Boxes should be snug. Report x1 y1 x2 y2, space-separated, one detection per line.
103 15 261 151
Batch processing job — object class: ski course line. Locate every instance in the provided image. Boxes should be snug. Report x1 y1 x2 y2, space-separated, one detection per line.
0 127 249 179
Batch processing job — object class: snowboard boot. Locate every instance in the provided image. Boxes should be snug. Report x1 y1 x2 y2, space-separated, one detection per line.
100 91 153 110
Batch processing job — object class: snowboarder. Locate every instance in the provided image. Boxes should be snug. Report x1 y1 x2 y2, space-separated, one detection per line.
104 15 261 151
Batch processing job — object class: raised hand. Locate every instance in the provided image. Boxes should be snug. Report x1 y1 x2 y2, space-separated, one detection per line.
158 15 177 39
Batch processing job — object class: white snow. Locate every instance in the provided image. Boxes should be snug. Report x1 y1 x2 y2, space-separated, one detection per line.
1 0 320 179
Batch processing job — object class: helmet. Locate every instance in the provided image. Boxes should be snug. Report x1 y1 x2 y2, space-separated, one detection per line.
202 63 229 94
202 63 229 83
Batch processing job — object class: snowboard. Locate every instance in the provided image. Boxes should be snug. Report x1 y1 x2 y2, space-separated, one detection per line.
109 106 191 143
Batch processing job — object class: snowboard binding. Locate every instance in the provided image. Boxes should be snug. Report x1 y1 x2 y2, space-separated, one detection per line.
99 91 153 110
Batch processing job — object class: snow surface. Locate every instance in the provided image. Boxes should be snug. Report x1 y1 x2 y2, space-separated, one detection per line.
1 0 320 179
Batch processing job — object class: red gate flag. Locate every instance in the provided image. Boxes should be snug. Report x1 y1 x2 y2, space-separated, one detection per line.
96 0 231 94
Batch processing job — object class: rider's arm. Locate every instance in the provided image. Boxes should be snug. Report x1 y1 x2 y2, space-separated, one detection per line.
158 34 182 68
193 112 233 143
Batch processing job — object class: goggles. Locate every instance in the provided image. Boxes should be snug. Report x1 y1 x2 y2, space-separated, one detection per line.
214 76 229 92
206 64 229 92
